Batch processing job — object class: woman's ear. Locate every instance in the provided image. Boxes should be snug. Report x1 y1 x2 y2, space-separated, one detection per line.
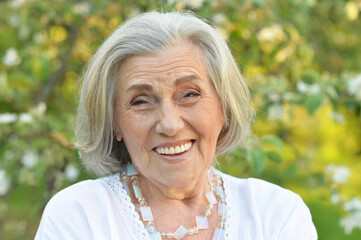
114 124 123 142
115 132 122 142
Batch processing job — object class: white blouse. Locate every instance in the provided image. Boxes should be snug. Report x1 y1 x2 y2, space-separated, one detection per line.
35 171 318 239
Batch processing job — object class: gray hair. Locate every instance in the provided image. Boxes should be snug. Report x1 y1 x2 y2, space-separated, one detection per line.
75 11 253 176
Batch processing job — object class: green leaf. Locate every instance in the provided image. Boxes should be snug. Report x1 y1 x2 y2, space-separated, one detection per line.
266 151 282 163
261 135 284 150
303 94 323 115
301 69 321 84
253 0 267 7
285 164 298 178
249 149 266 175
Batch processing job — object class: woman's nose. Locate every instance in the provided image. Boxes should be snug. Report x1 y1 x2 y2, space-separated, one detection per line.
155 102 184 136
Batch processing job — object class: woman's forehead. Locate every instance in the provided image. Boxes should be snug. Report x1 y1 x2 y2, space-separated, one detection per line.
117 42 208 88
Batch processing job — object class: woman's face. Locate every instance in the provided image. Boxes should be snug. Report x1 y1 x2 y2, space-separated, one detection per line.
114 42 225 188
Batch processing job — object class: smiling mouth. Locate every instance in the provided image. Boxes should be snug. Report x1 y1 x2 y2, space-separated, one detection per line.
154 141 193 155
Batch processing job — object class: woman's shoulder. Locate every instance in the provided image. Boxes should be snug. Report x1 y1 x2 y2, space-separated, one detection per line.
46 177 111 207
218 171 317 239
219 170 301 203
35 174 123 239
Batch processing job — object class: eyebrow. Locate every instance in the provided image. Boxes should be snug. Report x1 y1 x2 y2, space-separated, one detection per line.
126 74 200 92
126 83 153 92
174 74 201 85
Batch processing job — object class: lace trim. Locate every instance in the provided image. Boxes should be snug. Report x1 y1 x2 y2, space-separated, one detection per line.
218 171 239 240
102 171 236 240
102 174 150 240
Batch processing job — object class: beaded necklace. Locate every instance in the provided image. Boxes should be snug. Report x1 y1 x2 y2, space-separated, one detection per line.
120 164 227 240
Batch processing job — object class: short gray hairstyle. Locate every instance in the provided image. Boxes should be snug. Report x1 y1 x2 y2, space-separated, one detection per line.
75 11 253 176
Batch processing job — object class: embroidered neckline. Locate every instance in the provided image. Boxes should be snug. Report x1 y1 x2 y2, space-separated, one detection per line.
102 168 234 240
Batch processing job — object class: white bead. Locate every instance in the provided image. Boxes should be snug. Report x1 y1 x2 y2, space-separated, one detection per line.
149 231 162 240
121 175 128 181
127 164 138 176
215 186 225 197
146 225 156 234
205 192 218 205
166 232 173 238
173 225 188 240
133 184 143 198
195 216 209 229
212 227 225 240
140 206 154 221
147 221 156 233
218 203 228 217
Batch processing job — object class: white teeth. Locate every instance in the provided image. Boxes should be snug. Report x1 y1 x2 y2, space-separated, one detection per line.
175 146 180 154
156 142 193 155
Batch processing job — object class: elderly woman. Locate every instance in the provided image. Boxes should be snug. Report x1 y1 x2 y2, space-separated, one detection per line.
35 12 317 240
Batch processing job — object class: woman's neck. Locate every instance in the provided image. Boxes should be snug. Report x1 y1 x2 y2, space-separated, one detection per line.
138 169 210 208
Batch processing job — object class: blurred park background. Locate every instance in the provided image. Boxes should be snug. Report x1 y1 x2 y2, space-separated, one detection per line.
1 0 361 239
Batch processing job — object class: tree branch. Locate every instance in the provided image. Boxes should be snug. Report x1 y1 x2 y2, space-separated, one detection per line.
35 25 78 104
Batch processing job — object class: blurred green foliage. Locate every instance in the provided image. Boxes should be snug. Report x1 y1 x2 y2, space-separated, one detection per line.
1 0 361 239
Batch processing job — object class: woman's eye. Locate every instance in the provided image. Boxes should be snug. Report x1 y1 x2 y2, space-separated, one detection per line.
130 97 148 106
183 91 201 98
131 100 146 105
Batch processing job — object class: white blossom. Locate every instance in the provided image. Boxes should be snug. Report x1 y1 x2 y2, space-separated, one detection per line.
268 104 284 120
297 81 320 94
213 13 228 25
187 0 205 9
344 197 361 212
330 111 345 123
325 164 350 184
0 113 17 124
347 74 361 101
19 25 30 40
73 2 91 16
19 113 32 123
64 164 80 181
340 211 361 235
8 16 20 27
330 193 341 204
257 25 286 42
128 7 142 18
0 169 10 196
309 84 320 94
297 81 308 93
33 32 45 44
21 152 38 169
35 102 47 115
268 93 281 102
2 48 22 67
10 0 27 8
